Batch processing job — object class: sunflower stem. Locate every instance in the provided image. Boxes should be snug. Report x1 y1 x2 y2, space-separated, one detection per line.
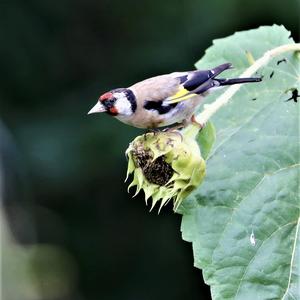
182 124 200 140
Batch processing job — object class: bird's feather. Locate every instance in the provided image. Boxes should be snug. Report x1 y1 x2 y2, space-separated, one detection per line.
166 87 197 103
166 63 233 104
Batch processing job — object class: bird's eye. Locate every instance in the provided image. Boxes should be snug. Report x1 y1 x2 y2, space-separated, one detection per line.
104 99 115 108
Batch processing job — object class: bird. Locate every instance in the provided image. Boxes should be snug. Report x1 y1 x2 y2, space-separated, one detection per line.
88 63 261 129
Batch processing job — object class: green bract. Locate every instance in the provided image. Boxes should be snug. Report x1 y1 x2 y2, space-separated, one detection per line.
125 126 206 212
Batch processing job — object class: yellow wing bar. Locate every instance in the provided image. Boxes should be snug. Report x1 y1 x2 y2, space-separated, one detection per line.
167 87 197 104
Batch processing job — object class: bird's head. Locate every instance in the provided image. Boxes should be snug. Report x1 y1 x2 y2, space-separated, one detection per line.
88 88 137 117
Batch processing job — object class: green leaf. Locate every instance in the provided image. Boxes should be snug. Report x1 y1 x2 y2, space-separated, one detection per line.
197 121 216 160
180 25 300 300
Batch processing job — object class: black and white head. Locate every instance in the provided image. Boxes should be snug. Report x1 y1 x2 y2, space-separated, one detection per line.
88 88 137 116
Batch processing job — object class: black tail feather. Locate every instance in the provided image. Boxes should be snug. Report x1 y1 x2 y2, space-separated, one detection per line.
180 63 262 97
192 77 262 95
210 63 233 78
183 63 233 91
215 77 262 86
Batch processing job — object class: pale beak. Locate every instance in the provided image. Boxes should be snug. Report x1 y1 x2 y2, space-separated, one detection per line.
88 102 106 114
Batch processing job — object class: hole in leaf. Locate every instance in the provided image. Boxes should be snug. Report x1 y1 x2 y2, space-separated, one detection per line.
285 89 299 103
277 58 287 65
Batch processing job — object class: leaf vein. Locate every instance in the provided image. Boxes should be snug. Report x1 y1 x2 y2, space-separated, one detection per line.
280 216 300 300
234 220 298 299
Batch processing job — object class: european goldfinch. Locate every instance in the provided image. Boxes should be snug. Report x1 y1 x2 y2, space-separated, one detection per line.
88 63 261 128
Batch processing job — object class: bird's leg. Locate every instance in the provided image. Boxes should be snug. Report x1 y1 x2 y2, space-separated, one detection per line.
162 124 184 141
163 123 184 132
144 128 159 140
191 115 205 131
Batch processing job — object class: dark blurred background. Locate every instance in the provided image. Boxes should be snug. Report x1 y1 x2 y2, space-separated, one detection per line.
0 0 299 299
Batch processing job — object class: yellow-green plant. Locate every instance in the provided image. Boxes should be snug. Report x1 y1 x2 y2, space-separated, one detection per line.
126 125 206 212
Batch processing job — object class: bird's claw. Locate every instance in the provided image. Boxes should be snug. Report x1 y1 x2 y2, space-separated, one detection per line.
191 115 205 131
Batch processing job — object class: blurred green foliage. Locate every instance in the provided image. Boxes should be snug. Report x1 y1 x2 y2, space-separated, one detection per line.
0 0 299 299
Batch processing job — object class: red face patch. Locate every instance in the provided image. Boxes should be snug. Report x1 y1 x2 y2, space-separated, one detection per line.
109 107 118 115
100 92 113 101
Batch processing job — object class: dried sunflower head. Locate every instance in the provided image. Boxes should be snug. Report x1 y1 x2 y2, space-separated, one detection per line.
126 126 206 212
